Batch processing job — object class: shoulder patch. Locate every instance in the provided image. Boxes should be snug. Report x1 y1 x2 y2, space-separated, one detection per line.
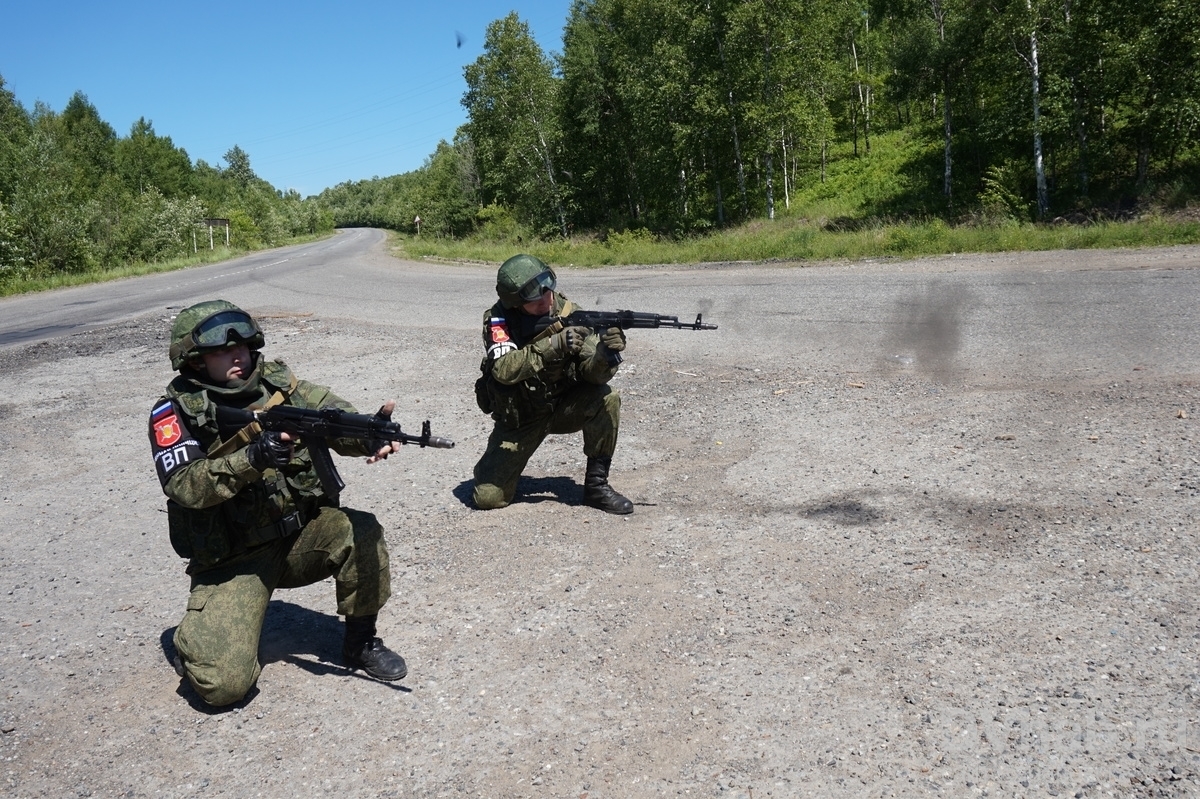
153 410 184 447
488 318 511 344
148 399 205 487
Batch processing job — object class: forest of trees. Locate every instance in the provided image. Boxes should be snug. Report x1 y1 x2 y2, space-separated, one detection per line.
0 77 333 278
5 0 1198 277
324 0 1200 239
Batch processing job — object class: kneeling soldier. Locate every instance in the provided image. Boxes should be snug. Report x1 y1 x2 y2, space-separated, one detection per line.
150 299 407 706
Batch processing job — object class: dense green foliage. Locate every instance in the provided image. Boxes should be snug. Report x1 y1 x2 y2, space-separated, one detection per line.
325 0 1199 242
317 140 478 238
400 129 1200 266
13 0 1193 280
0 77 333 287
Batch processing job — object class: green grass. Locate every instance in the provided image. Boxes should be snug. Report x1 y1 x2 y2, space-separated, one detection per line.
0 232 333 298
397 212 1200 269
397 128 1200 268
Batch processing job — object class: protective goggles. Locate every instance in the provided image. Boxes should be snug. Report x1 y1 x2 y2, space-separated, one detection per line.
189 310 262 348
517 269 556 303
170 309 262 364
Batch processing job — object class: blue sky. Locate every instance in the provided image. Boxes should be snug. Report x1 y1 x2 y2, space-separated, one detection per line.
1 1 572 197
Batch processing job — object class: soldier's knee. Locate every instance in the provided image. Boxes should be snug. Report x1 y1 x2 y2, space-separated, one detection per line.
184 659 258 707
344 508 384 547
472 483 510 510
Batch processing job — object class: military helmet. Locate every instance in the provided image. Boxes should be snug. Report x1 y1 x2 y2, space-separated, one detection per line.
496 254 556 309
168 299 264 370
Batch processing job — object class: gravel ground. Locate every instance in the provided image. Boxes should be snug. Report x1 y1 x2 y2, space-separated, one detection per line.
0 245 1198 798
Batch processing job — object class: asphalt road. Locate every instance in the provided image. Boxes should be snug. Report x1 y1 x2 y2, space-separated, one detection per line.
0 230 391 348
5 230 1197 385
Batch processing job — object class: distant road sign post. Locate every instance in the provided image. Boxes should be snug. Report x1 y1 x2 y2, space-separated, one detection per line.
202 218 230 249
414 215 421 236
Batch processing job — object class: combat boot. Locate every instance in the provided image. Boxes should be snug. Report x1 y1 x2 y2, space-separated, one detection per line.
583 456 634 515
343 614 408 681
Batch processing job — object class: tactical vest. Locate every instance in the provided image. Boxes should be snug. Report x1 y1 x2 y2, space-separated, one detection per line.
164 359 322 571
477 299 582 428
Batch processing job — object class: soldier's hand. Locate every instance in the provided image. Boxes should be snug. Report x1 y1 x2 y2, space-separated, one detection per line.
247 431 294 471
600 327 626 353
536 326 588 365
366 400 401 464
563 326 589 355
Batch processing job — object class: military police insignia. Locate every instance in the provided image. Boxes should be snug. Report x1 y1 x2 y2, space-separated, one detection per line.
152 403 183 447
487 318 516 359
149 400 204 484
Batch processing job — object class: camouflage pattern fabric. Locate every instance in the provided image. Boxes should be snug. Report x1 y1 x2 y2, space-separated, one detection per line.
150 358 376 569
148 355 393 705
472 292 622 509
472 383 620 509
173 506 389 706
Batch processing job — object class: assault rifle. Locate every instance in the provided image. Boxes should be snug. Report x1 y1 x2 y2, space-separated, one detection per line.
539 309 717 333
214 405 454 504
535 308 717 364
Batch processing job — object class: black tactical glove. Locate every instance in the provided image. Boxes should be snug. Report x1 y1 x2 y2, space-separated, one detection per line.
563 325 589 354
534 326 589 365
599 327 626 353
246 431 294 471
365 404 394 460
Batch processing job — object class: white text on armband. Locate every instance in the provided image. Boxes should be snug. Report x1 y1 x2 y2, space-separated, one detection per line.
488 341 516 359
155 439 201 475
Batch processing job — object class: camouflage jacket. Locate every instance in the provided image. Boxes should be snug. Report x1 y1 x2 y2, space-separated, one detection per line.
476 292 619 428
149 357 369 571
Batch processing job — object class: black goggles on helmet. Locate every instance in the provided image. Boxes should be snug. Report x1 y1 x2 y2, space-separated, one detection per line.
169 310 262 365
190 310 261 348
517 269 556 303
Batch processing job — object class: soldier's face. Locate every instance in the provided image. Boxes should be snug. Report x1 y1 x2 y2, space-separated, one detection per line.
520 289 554 317
200 344 251 384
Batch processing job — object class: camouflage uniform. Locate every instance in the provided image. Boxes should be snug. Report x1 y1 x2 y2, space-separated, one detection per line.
472 290 622 509
151 302 401 705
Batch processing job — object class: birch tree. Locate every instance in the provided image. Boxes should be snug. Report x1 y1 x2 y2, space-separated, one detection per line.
463 13 569 237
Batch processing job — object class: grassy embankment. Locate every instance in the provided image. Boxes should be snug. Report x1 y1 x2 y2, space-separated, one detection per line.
396 128 1200 267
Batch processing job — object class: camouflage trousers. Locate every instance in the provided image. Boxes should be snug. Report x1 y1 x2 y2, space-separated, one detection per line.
472 383 620 509
173 506 391 706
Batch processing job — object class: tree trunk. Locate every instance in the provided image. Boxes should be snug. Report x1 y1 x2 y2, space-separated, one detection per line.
728 92 749 218
1028 0 1048 220
715 174 725 226
766 153 775 220
1073 80 1090 199
852 37 870 155
528 107 569 237
1136 137 1150 192
781 128 790 211
714 35 749 218
1064 0 1089 199
931 0 952 208
851 92 859 157
679 167 689 219
942 83 953 206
